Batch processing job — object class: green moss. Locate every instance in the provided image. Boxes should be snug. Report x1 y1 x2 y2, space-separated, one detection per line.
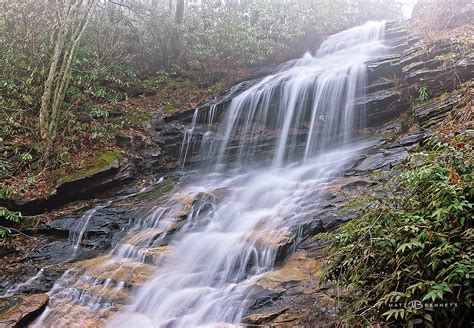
59 150 122 183
163 104 175 114
369 170 384 181
123 111 152 128
341 195 372 210
162 78 193 91
136 181 173 200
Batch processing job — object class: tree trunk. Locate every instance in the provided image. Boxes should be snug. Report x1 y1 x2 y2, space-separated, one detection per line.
38 0 99 166
175 0 185 25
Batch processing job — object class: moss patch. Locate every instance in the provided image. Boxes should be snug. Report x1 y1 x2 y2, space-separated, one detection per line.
59 150 122 184
123 111 152 128
136 181 173 201
163 104 175 114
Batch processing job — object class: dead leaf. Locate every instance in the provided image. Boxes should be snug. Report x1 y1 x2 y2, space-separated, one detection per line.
448 168 461 185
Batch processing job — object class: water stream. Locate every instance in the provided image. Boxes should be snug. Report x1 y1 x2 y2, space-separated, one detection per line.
32 21 387 327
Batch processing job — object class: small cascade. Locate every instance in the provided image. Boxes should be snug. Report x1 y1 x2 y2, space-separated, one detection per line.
179 104 218 167
3 268 45 297
32 21 388 327
69 202 111 254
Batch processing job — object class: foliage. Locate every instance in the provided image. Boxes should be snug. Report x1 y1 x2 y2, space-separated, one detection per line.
418 85 429 102
181 0 401 75
0 0 403 224
0 207 22 238
319 133 473 327
0 166 22 238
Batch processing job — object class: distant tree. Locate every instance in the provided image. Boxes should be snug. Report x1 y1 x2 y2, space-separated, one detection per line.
39 0 100 163
175 0 185 24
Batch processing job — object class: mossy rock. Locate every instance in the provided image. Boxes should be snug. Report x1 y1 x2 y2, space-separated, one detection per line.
59 150 123 184
136 181 173 201
163 104 175 114
123 111 152 128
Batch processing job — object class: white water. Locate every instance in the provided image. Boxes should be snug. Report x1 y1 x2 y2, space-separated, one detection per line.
3 268 45 297
69 203 110 253
32 21 387 327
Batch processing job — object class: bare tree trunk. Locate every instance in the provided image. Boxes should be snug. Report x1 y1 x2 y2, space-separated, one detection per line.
39 0 99 166
175 0 185 25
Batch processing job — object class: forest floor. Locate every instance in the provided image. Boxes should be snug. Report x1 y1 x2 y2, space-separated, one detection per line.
2 73 244 205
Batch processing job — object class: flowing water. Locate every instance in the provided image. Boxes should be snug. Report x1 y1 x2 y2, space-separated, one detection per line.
32 21 387 327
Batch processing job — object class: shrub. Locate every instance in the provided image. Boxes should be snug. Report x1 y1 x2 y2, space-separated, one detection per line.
319 133 473 327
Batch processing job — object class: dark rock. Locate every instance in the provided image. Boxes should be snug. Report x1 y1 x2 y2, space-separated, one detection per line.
399 133 423 146
367 55 402 82
378 122 403 135
414 92 462 127
115 134 145 152
357 89 400 112
367 81 395 93
355 147 409 172
356 89 409 126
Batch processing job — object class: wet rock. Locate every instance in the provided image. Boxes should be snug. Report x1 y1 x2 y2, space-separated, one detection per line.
35 206 134 251
355 147 409 172
244 252 336 327
143 246 171 264
356 89 409 126
243 308 288 325
71 256 156 288
0 294 49 327
367 80 395 93
367 55 402 82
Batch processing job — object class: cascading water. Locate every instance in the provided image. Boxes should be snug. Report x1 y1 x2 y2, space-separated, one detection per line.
181 20 386 170
32 21 387 327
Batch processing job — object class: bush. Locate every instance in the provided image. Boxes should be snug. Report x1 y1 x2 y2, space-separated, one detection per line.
320 133 473 327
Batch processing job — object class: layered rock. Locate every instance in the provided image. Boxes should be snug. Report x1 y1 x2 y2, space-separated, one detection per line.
0 294 49 327
1 151 136 216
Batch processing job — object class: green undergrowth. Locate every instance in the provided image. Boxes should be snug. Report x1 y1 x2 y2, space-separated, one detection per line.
59 150 122 184
136 181 174 201
318 132 473 327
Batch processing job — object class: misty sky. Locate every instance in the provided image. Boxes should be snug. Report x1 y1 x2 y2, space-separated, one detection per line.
401 0 418 18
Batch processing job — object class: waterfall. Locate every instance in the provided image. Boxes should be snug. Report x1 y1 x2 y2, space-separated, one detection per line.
32 21 387 328
180 20 386 170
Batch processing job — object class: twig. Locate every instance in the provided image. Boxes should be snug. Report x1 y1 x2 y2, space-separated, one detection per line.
0 226 36 239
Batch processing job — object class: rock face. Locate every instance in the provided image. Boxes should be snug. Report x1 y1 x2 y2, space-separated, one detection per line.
0 294 49 327
414 84 470 128
2 151 136 216
243 251 335 327
361 19 473 127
